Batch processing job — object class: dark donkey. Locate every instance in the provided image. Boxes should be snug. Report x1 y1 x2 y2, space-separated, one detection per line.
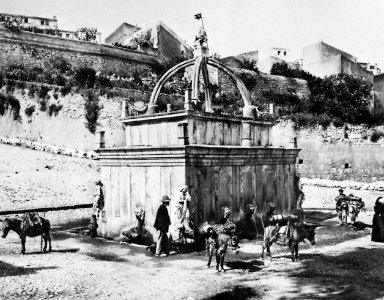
201 222 239 272
288 223 320 262
1 213 52 254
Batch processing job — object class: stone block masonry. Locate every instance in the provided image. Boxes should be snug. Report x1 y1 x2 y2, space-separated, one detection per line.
0 28 157 75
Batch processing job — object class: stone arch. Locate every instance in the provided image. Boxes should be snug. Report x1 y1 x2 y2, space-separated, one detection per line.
147 57 256 117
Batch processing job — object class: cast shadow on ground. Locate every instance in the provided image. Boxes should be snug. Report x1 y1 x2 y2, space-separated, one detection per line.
202 286 262 300
275 247 384 300
26 248 80 255
225 259 264 273
86 252 128 262
0 261 58 277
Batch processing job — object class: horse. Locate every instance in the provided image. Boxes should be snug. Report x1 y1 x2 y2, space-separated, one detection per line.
0 214 52 254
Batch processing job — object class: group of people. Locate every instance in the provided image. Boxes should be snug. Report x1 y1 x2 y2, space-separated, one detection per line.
334 189 365 226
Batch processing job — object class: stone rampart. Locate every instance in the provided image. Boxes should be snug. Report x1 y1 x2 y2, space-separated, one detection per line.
272 120 384 183
0 28 157 74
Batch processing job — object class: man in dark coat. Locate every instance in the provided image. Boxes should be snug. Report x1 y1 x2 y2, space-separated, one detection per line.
372 197 384 242
154 195 171 257
335 189 348 225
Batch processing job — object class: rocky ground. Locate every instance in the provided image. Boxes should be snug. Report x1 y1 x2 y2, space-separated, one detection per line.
1 144 384 299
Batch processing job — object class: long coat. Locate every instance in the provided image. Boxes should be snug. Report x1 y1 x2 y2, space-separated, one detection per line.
154 204 171 232
372 200 384 243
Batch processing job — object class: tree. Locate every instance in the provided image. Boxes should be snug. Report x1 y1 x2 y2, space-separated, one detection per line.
75 27 98 42
308 74 372 124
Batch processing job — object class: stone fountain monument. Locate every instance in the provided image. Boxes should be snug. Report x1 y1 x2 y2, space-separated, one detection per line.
95 24 301 239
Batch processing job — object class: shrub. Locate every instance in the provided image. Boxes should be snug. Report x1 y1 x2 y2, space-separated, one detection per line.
53 74 67 86
332 117 344 127
16 81 26 90
51 56 72 74
0 93 6 116
48 103 63 117
0 73 4 89
74 67 96 88
370 130 384 143
60 85 72 96
28 84 38 98
25 105 35 117
0 93 21 120
8 95 21 120
84 91 100 133
38 85 50 99
318 114 332 128
5 80 15 94
95 75 112 89
233 69 257 90
53 93 59 100
239 58 259 73
39 98 47 111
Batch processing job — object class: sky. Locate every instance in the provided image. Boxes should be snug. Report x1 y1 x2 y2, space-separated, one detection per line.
2 0 384 67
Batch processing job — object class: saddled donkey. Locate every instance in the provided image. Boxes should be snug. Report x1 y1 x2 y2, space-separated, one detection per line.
1 213 52 254
200 222 239 272
262 223 320 261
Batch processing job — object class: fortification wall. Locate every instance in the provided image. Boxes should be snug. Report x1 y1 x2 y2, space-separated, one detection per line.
0 28 157 74
272 120 384 183
0 85 183 152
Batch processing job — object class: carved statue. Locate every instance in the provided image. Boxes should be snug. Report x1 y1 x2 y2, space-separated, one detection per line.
121 208 154 246
195 25 208 47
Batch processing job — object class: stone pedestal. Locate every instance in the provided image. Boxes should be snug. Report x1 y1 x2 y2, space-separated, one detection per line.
96 112 300 239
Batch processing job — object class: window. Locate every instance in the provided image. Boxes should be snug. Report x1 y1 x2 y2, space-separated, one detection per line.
24 18 28 23
66 34 70 38
45 21 49 25
277 51 281 55
284 51 287 56
6 17 10 20
41 20 44 25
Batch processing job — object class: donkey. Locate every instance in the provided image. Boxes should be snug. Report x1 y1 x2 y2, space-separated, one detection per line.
262 222 320 262
288 223 319 262
0 214 52 254
201 222 239 271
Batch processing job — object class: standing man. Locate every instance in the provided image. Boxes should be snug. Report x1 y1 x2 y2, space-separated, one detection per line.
154 195 171 257
335 189 348 225
93 180 104 218
90 180 104 238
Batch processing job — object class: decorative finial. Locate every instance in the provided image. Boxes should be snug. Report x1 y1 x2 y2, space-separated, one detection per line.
194 13 208 48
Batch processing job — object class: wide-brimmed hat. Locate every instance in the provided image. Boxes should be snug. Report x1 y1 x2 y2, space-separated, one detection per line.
161 195 171 202
180 185 189 192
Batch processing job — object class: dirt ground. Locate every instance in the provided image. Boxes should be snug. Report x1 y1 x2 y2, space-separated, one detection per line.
1 143 384 299
1 213 384 300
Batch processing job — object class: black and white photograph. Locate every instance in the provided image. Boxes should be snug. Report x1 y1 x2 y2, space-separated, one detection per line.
0 0 384 299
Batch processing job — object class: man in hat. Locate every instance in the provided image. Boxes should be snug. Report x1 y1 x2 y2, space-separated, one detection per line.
335 188 348 225
154 195 171 257
175 185 194 239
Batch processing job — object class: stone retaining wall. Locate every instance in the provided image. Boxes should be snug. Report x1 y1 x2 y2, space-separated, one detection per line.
0 28 156 75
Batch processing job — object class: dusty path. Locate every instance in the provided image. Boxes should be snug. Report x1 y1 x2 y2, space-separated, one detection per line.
1 216 383 300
